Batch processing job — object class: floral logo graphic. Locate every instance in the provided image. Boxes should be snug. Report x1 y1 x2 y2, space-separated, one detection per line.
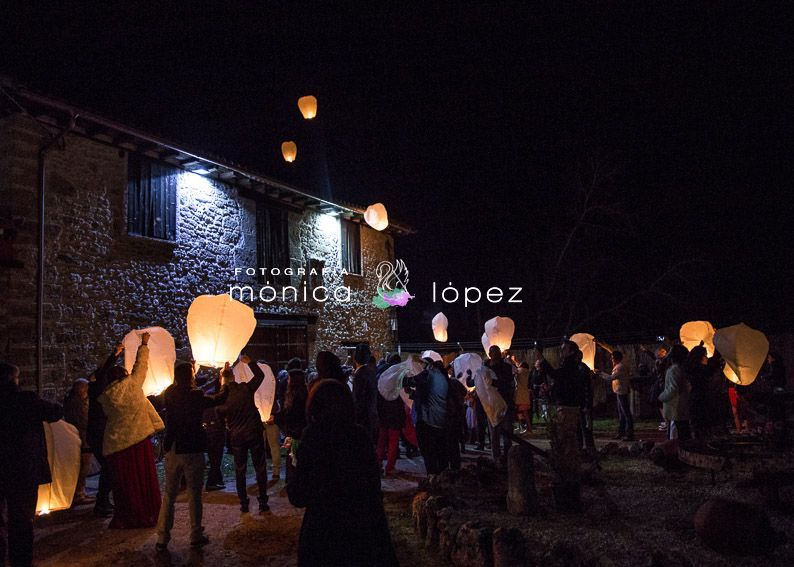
372 260 414 309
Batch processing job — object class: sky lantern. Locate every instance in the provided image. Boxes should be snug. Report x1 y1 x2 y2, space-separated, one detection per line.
297 95 317 119
36 421 81 515
570 332 596 371
713 322 769 386
432 312 448 342
421 350 442 363
452 352 482 390
187 294 257 368
484 316 515 351
680 320 716 357
378 357 424 401
122 326 175 396
481 332 491 353
233 361 277 421
364 203 389 231
281 141 297 162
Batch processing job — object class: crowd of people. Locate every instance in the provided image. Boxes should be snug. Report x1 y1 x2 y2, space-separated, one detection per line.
0 334 788 566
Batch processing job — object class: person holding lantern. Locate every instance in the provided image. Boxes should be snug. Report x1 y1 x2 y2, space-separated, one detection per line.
63 378 94 506
352 343 379 445
276 358 308 484
0 362 63 567
217 355 270 514
98 331 164 529
155 360 229 551
595 343 634 441
486 345 515 465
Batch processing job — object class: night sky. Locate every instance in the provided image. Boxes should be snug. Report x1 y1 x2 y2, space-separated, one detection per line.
3 3 792 344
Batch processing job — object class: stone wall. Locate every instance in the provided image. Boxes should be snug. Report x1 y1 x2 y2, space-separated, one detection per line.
0 113 395 392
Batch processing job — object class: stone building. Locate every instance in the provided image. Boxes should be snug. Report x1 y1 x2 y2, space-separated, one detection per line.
0 79 412 391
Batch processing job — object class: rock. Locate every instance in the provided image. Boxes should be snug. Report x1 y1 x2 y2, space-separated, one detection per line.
506 444 538 515
649 440 679 469
641 440 655 453
492 527 526 567
424 496 450 549
628 441 644 457
438 509 462 561
452 521 494 567
545 541 585 567
600 442 619 455
694 497 784 555
412 491 430 537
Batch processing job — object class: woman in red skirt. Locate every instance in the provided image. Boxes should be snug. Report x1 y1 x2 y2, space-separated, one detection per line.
99 332 164 528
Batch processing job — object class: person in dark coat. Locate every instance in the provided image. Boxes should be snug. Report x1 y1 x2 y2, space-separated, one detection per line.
375 354 404 475
404 358 449 475
87 344 123 517
486 346 515 464
216 355 270 513
315 350 346 384
156 361 228 550
63 378 93 505
352 343 379 444
445 370 468 470
276 358 308 484
199 369 227 491
287 379 398 567
1 362 63 567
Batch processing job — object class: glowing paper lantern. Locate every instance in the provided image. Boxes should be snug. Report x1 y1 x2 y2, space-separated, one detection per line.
680 321 716 357
483 316 515 351
452 352 483 390
570 332 596 371
481 332 491 353
187 294 257 368
432 312 449 342
122 326 175 396
233 361 277 421
297 95 318 119
378 358 424 401
281 141 297 162
36 420 81 515
421 350 442 363
364 203 389 231
713 323 769 386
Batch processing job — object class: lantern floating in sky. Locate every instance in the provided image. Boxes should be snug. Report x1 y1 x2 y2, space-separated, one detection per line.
233 361 277 421
364 203 389 231
713 322 769 386
37 420 81 515
680 321 716 357
432 312 448 342
187 294 257 368
298 95 318 119
123 326 176 396
570 332 596 371
281 141 297 163
483 316 515 352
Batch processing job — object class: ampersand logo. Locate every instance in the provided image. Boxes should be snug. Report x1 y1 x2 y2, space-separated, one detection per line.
372 259 414 309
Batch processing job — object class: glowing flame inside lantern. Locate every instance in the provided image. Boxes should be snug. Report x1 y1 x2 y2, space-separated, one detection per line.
187 294 257 368
36 421 81 516
123 326 176 397
281 141 297 163
432 312 448 342
679 321 716 357
364 203 389 231
298 95 317 119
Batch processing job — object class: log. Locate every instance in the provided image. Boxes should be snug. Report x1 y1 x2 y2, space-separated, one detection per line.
506 444 538 515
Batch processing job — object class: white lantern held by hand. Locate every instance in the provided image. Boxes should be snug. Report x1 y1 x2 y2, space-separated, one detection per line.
680 321 716 357
123 326 176 396
483 316 515 352
187 294 257 368
713 322 769 386
36 420 81 515
232 361 277 421
570 332 596 371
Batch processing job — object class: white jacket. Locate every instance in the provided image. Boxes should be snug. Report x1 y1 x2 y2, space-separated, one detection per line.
99 345 165 456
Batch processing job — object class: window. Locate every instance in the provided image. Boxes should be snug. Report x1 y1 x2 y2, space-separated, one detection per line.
127 154 177 240
246 319 309 371
341 219 361 274
256 202 289 279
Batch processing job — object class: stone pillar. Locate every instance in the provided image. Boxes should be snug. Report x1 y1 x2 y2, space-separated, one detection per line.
506 444 537 515
548 405 582 512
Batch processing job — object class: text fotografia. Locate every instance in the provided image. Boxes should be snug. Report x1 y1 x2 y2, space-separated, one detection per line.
432 282 523 306
230 267 352 303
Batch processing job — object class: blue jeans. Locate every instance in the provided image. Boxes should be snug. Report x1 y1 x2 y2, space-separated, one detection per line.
616 394 634 435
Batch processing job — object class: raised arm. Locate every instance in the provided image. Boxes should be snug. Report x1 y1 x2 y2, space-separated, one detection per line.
242 354 265 392
130 332 151 388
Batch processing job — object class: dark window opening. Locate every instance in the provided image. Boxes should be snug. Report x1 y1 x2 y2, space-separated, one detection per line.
256 202 290 283
341 219 361 274
246 321 309 371
127 153 177 241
